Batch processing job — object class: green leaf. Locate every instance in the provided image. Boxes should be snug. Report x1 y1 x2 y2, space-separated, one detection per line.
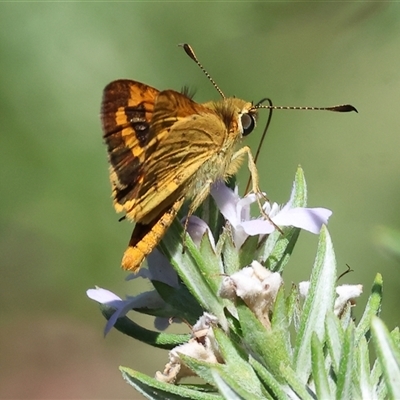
198 231 224 294
285 283 300 330
311 332 331 399
262 227 301 273
213 328 265 397
370 355 383 396
177 354 217 387
371 316 400 399
325 311 344 374
209 367 261 400
121 367 222 400
152 280 203 324
239 234 260 268
391 327 400 348
210 370 244 400
236 299 290 379
249 357 287 400
279 364 314 400
221 228 241 275
294 226 337 382
335 323 355 400
159 218 227 329
197 195 225 242
177 328 268 398
100 304 189 349
291 166 308 207
271 286 292 359
257 167 306 272
354 335 374 399
178 355 261 400
355 273 383 344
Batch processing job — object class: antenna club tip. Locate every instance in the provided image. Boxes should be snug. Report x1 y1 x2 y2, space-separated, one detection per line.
342 104 358 113
328 104 358 113
351 106 358 113
178 43 197 62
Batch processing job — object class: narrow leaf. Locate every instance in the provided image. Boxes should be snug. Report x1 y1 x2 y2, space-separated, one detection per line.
371 316 400 399
335 323 355 400
221 229 241 275
179 355 260 400
294 226 337 382
236 300 290 379
239 234 260 268
271 286 293 359
325 311 344 374
354 335 374 400
279 364 314 400
213 328 265 397
311 332 331 399
249 357 288 400
258 167 306 272
355 273 383 344
159 219 227 329
263 228 301 273
211 370 244 400
121 367 221 400
152 280 203 324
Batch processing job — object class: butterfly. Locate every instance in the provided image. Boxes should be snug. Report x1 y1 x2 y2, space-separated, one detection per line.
100 44 356 272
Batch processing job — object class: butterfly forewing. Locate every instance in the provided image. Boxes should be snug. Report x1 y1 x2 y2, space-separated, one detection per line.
101 79 251 272
101 80 159 213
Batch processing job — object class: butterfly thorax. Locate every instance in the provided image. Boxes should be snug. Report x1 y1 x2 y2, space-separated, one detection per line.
185 97 256 201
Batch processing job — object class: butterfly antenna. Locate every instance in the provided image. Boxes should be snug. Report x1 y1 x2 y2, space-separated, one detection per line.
255 103 358 113
244 99 358 194
180 43 226 99
245 98 274 194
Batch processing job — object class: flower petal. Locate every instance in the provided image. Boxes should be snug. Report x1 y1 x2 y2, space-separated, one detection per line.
103 297 138 335
146 250 180 288
86 287 121 304
241 219 275 235
185 215 216 249
272 207 332 234
237 193 257 222
210 181 240 225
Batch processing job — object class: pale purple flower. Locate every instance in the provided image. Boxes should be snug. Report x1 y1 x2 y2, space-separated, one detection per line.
86 288 142 335
86 215 213 334
129 248 180 288
87 274 175 333
211 180 332 248
182 215 216 249
87 249 181 334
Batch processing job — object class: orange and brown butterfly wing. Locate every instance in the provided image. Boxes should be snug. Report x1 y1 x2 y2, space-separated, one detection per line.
128 90 228 224
101 83 228 272
101 79 159 215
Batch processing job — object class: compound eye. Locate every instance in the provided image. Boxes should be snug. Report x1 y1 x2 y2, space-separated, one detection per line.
241 113 255 136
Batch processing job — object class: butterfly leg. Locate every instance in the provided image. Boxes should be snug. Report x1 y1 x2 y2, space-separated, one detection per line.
231 145 262 197
231 146 282 233
181 180 214 253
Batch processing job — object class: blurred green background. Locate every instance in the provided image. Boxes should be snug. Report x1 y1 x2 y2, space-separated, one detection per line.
1 2 400 399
